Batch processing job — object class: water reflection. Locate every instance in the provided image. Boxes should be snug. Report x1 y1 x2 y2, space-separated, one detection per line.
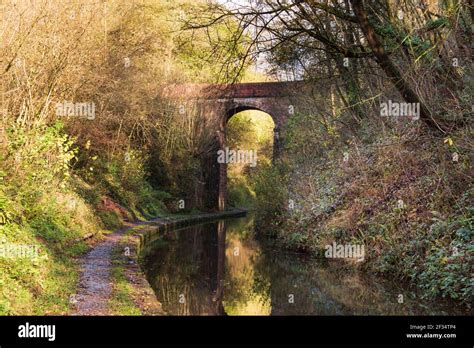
140 215 465 315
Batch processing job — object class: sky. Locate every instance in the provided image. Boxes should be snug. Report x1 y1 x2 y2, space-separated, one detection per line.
215 0 272 76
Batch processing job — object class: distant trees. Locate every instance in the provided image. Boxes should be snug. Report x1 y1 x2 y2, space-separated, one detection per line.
0 0 248 209
185 0 473 133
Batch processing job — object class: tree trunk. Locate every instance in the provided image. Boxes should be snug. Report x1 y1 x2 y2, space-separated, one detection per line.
349 0 444 132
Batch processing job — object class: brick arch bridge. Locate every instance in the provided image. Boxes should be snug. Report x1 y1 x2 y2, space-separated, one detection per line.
163 81 313 211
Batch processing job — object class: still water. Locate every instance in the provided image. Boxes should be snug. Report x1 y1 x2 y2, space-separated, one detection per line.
140 215 465 315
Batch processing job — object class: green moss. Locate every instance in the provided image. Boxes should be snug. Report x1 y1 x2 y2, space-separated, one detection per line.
108 242 142 315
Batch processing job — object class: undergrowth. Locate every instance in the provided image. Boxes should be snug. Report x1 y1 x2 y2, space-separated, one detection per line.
252 120 473 307
0 122 169 314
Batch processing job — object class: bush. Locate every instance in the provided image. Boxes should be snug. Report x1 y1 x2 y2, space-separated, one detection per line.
249 163 288 215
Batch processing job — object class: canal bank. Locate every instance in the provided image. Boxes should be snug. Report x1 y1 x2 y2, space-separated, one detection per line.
73 209 247 315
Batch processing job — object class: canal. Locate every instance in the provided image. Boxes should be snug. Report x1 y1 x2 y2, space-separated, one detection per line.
140 215 465 315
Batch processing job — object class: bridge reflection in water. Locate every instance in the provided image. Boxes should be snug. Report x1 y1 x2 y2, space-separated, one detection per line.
140 215 464 316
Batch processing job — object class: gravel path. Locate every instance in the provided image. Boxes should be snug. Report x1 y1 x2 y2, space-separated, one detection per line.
73 219 160 315
72 210 245 315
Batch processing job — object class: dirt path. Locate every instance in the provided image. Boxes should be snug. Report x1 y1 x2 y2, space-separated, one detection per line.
72 210 246 315
73 219 161 315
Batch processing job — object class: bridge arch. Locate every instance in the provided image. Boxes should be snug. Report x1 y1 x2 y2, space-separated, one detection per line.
217 105 282 211
163 81 313 211
224 103 281 161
